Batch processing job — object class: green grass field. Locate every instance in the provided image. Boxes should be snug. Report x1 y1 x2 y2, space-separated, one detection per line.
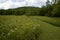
30 16 60 27
0 15 60 40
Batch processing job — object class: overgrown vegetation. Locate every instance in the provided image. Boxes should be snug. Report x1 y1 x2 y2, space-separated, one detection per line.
0 16 60 40
0 16 41 40
0 0 60 17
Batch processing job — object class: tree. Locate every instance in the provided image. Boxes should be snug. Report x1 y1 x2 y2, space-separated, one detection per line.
52 0 60 17
45 0 53 16
52 0 58 4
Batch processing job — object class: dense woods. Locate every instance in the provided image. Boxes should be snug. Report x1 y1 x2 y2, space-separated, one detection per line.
0 0 60 17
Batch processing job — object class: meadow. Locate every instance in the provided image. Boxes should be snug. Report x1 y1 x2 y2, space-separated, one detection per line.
30 16 60 27
0 15 60 40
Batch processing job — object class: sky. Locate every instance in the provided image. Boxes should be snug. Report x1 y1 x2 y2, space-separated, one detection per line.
0 0 48 9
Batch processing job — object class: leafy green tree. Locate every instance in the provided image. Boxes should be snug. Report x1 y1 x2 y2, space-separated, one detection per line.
45 0 53 16
52 0 60 17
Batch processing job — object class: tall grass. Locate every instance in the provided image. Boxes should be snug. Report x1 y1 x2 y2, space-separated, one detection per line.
0 15 41 40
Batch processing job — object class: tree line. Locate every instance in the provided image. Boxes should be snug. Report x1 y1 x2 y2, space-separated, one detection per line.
0 0 60 17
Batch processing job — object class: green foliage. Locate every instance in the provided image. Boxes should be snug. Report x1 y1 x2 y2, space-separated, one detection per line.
0 0 60 17
51 0 60 17
0 7 40 16
52 5 60 17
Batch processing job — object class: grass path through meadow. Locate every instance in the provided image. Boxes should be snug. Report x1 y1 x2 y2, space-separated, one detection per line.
30 16 60 40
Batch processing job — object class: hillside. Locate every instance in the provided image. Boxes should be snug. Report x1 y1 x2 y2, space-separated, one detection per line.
0 7 40 15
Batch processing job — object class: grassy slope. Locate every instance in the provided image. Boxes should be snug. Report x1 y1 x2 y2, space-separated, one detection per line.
0 15 60 40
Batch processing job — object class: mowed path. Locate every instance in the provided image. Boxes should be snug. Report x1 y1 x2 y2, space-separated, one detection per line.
29 16 60 40
0 15 60 40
